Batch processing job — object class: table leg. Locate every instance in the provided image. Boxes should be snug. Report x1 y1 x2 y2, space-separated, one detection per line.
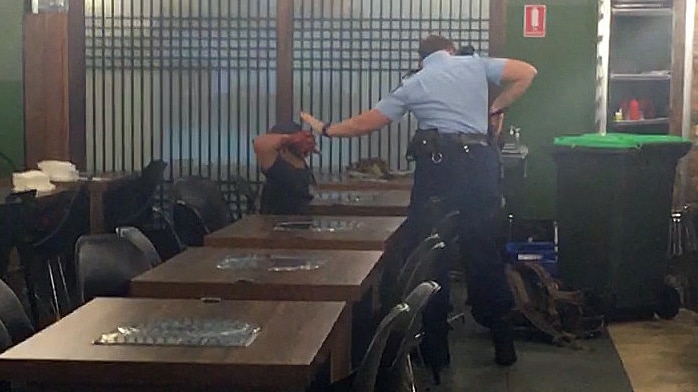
89 187 105 234
331 305 352 382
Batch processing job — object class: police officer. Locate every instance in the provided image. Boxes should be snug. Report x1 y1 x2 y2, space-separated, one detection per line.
300 34 537 366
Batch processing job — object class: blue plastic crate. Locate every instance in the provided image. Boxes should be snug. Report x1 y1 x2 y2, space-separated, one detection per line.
505 241 558 277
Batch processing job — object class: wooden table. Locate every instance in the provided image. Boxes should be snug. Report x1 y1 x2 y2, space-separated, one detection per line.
130 247 382 370
0 298 349 391
313 172 413 191
0 172 130 234
130 247 383 303
308 189 411 217
204 215 405 251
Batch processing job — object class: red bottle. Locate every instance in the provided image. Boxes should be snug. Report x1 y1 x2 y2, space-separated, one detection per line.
628 99 641 121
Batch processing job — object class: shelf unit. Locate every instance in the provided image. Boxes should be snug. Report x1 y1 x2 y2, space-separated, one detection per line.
598 0 675 134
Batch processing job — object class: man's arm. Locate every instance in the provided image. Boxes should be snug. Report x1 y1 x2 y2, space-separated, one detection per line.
489 59 537 113
253 133 289 170
300 109 393 138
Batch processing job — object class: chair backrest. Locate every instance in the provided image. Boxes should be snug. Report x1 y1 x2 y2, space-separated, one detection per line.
103 160 167 232
75 234 152 304
173 176 233 233
402 242 446 301
116 226 162 267
352 303 412 392
138 160 168 194
431 210 461 244
393 281 442 367
0 321 11 352
134 159 167 221
0 205 17 278
172 202 209 247
396 235 446 299
0 279 34 344
172 176 234 247
150 206 187 258
5 190 37 204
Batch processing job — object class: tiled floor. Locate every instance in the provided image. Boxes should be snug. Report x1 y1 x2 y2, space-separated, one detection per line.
412 283 698 391
609 310 698 392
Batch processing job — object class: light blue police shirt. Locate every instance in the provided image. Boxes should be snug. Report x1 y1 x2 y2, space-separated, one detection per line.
375 50 506 135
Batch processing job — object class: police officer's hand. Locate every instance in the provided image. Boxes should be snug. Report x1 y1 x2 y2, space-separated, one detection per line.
490 112 504 137
300 111 325 135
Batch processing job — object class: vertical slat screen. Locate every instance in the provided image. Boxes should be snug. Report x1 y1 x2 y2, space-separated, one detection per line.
293 0 490 173
85 0 490 181
85 0 277 182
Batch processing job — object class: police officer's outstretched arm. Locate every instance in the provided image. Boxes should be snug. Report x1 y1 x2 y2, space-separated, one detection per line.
300 108 395 138
489 59 538 114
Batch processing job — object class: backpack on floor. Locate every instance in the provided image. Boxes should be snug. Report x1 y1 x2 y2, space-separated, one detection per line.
505 261 605 347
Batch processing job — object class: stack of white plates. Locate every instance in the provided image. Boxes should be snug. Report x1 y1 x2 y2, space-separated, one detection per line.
12 170 55 193
37 160 79 182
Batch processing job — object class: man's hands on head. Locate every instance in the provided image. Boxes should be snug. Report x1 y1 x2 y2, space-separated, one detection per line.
284 130 319 158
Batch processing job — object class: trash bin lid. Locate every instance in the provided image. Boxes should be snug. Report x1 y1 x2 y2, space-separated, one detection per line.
554 133 690 149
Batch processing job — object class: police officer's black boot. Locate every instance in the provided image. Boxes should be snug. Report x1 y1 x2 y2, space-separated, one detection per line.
491 316 517 366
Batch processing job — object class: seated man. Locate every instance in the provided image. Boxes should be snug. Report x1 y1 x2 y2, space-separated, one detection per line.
253 121 317 215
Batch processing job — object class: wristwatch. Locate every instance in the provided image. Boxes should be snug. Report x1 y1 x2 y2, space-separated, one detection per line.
321 122 331 137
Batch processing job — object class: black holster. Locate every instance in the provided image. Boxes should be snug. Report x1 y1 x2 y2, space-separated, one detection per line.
406 129 440 162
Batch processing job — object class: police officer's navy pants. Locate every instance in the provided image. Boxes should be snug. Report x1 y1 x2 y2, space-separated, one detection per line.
408 140 515 326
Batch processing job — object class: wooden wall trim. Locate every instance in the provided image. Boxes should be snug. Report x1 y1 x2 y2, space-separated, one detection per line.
490 0 506 57
276 0 294 125
23 12 70 168
670 0 686 136
488 0 507 105
68 0 86 170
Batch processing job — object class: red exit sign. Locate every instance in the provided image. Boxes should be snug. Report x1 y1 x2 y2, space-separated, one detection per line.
524 5 547 38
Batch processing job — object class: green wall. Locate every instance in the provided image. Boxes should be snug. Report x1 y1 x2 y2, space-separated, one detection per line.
0 0 24 175
504 0 598 219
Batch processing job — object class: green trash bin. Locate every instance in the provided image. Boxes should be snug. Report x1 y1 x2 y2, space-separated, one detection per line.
552 133 692 320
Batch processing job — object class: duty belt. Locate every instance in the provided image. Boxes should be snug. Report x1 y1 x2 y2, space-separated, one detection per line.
440 132 489 146
406 129 490 163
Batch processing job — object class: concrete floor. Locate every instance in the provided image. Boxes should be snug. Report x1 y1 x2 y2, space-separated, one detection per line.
412 284 698 391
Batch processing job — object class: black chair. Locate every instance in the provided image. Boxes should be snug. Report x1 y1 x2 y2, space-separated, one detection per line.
145 205 187 261
0 191 38 279
17 184 90 323
102 160 167 233
116 226 162 267
380 281 442 392
396 235 446 301
432 210 461 244
0 319 10 392
430 211 469 328
409 197 450 243
394 224 454 386
392 236 448 377
172 176 234 246
382 197 451 297
0 321 11 352
0 279 34 345
0 206 16 280
75 234 152 303
331 303 412 392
